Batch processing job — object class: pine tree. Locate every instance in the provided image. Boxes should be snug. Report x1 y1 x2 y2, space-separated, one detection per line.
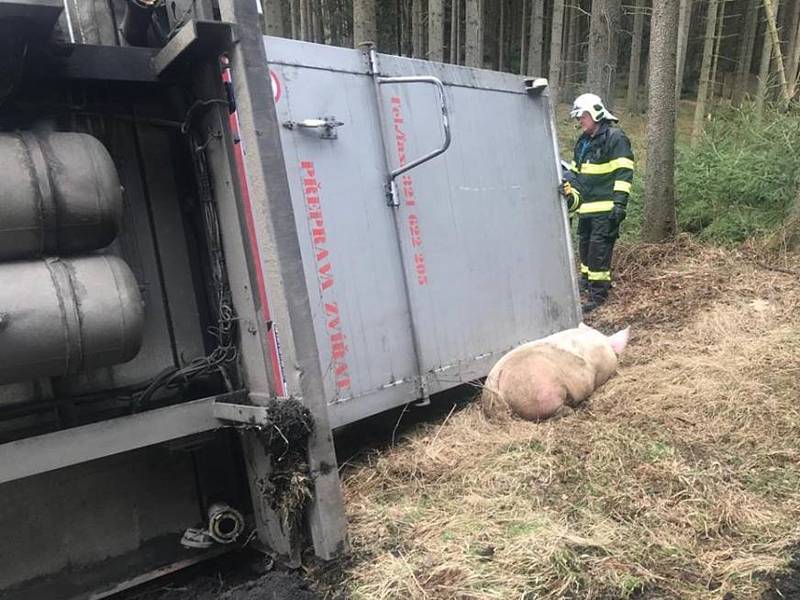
262 0 284 35
353 0 377 46
643 0 680 242
549 0 566 106
465 0 483 66
429 0 445 60
691 0 719 143
587 0 622 105
627 0 646 111
675 0 693 99
528 0 544 75
734 0 760 104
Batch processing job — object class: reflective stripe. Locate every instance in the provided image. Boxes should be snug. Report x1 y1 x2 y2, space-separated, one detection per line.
569 160 578 173
580 157 635 175
580 263 589 274
568 188 581 212
588 270 611 282
578 200 614 214
613 180 632 193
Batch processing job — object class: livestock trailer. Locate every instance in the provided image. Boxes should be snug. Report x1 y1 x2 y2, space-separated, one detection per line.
0 1 580 597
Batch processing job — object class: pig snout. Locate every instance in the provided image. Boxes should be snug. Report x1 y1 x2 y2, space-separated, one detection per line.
482 324 629 422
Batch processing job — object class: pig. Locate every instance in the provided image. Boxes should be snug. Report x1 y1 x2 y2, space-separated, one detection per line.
481 323 630 421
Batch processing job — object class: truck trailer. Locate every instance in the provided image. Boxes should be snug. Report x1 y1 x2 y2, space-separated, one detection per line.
0 1 580 597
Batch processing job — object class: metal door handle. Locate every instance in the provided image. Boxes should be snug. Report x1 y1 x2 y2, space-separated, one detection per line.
377 76 451 204
282 116 344 139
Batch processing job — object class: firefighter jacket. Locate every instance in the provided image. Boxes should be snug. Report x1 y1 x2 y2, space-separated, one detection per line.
568 121 634 218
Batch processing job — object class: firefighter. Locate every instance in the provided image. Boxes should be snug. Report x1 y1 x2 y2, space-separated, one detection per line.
561 93 634 313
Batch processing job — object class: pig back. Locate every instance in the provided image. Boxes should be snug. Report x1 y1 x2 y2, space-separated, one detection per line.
482 343 597 421
538 327 619 387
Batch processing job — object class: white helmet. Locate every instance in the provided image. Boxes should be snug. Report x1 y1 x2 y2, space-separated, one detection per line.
570 93 618 122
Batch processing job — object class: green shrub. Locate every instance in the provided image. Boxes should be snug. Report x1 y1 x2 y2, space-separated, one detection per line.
676 104 800 243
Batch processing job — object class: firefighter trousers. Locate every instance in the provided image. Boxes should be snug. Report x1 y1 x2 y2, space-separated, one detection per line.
578 214 619 302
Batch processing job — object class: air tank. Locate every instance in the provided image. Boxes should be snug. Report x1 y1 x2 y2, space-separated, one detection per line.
0 256 144 384
0 132 122 261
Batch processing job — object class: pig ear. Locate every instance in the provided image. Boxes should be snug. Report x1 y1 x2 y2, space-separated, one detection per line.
607 327 630 354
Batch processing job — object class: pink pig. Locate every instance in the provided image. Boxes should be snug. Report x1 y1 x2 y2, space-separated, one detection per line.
482 324 630 421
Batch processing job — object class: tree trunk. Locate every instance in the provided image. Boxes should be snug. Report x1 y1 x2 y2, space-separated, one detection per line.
321 0 333 44
343 0 354 47
429 0 444 60
549 0 566 106
675 0 693 99
786 0 800 75
756 22 773 115
763 0 792 105
465 0 483 66
498 0 505 70
564 1 580 100
289 0 299 38
353 0 377 46
263 0 284 36
587 0 622 105
300 0 309 40
691 0 719 143
587 0 605 91
400 0 413 56
607 0 622 105
734 0 759 104
643 0 680 242
627 0 646 111
309 0 317 41
412 0 424 57
789 12 800 96
451 0 461 63
520 0 528 74
708 0 725 102
528 0 544 75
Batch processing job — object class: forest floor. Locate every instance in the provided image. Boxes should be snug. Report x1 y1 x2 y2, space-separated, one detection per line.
330 236 800 599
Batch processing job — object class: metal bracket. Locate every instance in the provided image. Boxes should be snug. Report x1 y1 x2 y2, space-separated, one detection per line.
212 400 273 426
524 77 549 96
376 75 452 206
282 116 344 139
152 20 236 78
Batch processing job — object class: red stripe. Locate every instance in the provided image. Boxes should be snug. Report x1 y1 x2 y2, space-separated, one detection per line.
221 60 286 397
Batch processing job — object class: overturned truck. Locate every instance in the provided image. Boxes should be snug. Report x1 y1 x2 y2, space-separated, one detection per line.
0 1 580 597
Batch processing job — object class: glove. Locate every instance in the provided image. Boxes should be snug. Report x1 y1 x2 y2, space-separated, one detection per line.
560 180 581 213
610 204 626 224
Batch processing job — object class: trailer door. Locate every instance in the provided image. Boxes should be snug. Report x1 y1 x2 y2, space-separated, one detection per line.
266 38 580 428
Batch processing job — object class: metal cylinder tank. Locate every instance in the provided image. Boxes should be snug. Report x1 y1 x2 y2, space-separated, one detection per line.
0 256 144 384
0 132 123 261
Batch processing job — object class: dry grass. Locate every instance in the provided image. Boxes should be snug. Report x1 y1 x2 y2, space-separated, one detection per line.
335 239 800 599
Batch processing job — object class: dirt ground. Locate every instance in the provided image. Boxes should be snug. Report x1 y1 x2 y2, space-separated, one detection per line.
118 550 325 600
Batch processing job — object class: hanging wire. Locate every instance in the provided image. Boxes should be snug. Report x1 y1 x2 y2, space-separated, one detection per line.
131 113 239 410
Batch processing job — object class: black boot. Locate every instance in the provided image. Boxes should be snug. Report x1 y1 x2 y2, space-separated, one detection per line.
582 285 609 314
582 299 600 313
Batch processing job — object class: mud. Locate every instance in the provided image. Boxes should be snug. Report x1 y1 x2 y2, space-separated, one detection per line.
118 551 324 600
761 548 800 600
214 572 319 600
